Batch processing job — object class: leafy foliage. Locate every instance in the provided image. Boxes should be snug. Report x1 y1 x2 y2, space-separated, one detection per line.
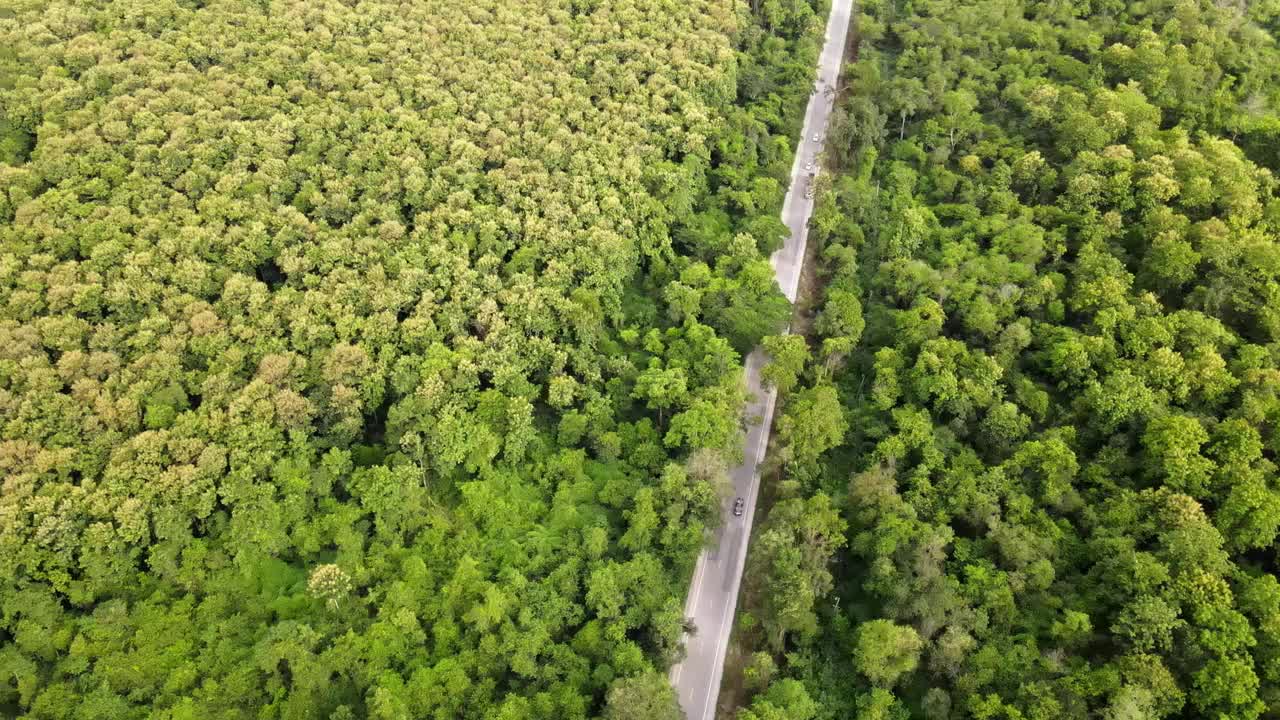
736 0 1280 717
0 0 825 716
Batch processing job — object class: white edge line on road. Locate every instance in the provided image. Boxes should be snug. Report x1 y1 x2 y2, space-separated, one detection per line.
672 0 853 716
698 376 779 720
670 552 709 685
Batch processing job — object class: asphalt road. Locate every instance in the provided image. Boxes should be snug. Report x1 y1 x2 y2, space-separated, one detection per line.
668 1 853 717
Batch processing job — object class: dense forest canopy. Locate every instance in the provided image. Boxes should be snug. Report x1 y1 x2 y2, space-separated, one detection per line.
0 0 827 717
735 0 1280 718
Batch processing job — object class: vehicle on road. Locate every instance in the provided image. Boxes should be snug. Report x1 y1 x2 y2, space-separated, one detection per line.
804 161 813 172
672 0 854 716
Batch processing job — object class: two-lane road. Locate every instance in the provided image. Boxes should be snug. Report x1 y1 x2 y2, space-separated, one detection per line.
669 0 854 717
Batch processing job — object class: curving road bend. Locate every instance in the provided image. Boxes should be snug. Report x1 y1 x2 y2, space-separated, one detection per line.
668 0 854 718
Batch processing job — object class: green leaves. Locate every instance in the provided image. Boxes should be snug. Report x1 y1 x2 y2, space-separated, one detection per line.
143 384 190 430
749 494 847 651
736 0 1280 718
0 0 833 715
633 361 690 420
853 620 922 688
602 672 683 720
739 678 819 720
1111 596 1183 653
761 334 810 395
704 257 793 354
775 383 846 483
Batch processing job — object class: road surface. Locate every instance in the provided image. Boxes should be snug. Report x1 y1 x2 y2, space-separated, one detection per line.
668 1 854 718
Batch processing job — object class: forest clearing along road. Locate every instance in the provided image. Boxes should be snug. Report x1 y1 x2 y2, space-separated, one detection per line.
668 0 854 717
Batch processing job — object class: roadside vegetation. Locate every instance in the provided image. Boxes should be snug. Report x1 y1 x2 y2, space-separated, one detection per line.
741 0 1280 718
0 0 829 717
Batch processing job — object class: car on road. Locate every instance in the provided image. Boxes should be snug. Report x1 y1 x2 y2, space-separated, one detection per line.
732 497 745 516
812 133 820 143
804 162 813 172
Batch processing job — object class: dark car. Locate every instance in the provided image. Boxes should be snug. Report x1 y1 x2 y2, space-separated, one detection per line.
732 497 745 516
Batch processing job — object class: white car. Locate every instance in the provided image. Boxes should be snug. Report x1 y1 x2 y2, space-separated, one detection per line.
804 162 813 172
812 134 820 143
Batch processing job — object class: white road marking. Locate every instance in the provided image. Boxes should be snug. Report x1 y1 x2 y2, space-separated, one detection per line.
670 1 854 717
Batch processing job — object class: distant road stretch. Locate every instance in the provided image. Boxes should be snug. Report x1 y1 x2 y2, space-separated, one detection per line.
668 1 854 718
